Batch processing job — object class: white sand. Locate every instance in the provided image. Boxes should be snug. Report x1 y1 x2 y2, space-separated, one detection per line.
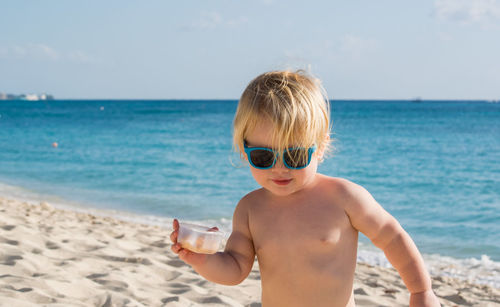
1 197 499 306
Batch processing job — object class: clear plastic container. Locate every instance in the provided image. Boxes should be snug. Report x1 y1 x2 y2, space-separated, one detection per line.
177 222 224 254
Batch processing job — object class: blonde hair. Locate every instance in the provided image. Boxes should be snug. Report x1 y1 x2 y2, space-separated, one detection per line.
233 70 332 163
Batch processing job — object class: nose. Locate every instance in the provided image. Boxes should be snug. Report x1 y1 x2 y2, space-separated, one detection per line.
271 157 289 173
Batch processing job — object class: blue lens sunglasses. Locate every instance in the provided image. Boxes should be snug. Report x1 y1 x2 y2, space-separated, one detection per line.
243 141 317 170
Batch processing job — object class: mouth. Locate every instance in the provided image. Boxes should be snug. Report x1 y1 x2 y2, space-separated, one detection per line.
271 178 292 186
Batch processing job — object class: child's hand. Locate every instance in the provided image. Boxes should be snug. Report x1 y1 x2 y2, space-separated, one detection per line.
169 219 217 267
410 289 441 307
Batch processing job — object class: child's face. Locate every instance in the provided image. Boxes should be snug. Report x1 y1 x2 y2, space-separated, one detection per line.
244 119 320 197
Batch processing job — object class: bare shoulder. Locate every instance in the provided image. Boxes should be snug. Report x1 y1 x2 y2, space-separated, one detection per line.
232 188 267 226
317 175 373 208
318 175 395 235
316 175 385 228
236 188 266 211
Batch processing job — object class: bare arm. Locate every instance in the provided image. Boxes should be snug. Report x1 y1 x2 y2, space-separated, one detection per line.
170 198 255 285
339 179 440 306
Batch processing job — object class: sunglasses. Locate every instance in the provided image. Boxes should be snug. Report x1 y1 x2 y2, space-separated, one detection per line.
243 141 317 170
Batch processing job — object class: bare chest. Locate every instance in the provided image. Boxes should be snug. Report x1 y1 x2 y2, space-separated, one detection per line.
250 199 356 258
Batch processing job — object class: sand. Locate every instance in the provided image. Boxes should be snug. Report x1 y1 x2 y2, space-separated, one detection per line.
1 196 499 306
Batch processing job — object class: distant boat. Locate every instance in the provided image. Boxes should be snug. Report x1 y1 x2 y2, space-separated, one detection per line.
411 97 422 103
0 93 54 101
22 94 40 101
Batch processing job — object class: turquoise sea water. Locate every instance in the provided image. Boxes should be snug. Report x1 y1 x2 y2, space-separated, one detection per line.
0 100 499 285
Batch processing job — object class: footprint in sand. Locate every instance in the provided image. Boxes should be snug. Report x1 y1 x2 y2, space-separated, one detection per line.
83 244 105 252
32 273 45 277
166 259 186 268
45 241 60 250
170 288 191 295
168 282 190 289
167 282 191 294
354 288 368 295
160 270 182 281
442 293 472 306
86 273 109 280
99 255 152 265
384 288 399 294
86 271 131 293
161 296 179 304
42 226 54 233
3 285 33 292
0 236 19 246
93 279 129 292
31 248 43 254
166 282 192 295
101 294 113 307
196 296 227 305
0 255 23 266
1 225 16 231
151 240 169 248
365 278 380 288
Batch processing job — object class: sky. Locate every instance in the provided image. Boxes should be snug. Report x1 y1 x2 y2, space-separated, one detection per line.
1 0 500 100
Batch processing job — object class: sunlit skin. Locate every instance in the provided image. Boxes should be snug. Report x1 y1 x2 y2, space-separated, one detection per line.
171 120 440 306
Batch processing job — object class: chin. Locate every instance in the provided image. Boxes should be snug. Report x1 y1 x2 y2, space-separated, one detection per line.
265 185 297 197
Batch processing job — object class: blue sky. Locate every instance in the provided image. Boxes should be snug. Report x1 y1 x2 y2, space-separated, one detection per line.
1 0 499 100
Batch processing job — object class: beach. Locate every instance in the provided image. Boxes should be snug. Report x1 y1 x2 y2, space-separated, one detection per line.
1 197 498 307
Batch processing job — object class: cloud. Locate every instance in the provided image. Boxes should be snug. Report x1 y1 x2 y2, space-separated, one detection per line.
434 0 500 26
37 44 60 60
180 11 248 31
0 43 95 63
0 43 58 60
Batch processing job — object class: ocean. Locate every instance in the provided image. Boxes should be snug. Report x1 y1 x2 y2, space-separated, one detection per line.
0 99 499 287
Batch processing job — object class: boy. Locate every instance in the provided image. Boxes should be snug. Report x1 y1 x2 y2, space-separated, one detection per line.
170 70 440 306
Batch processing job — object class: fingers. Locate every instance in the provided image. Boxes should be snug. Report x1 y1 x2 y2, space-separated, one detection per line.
170 218 179 243
170 229 178 243
171 242 182 254
170 243 189 259
169 219 210 266
170 219 186 260
171 244 188 260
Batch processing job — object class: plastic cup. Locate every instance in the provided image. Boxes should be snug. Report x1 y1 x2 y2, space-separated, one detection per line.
177 222 224 254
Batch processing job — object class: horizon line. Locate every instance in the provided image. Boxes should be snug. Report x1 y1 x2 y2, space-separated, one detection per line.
5 98 498 102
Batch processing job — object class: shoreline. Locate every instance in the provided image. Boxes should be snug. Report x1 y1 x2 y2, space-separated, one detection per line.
1 196 499 306
1 180 499 288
